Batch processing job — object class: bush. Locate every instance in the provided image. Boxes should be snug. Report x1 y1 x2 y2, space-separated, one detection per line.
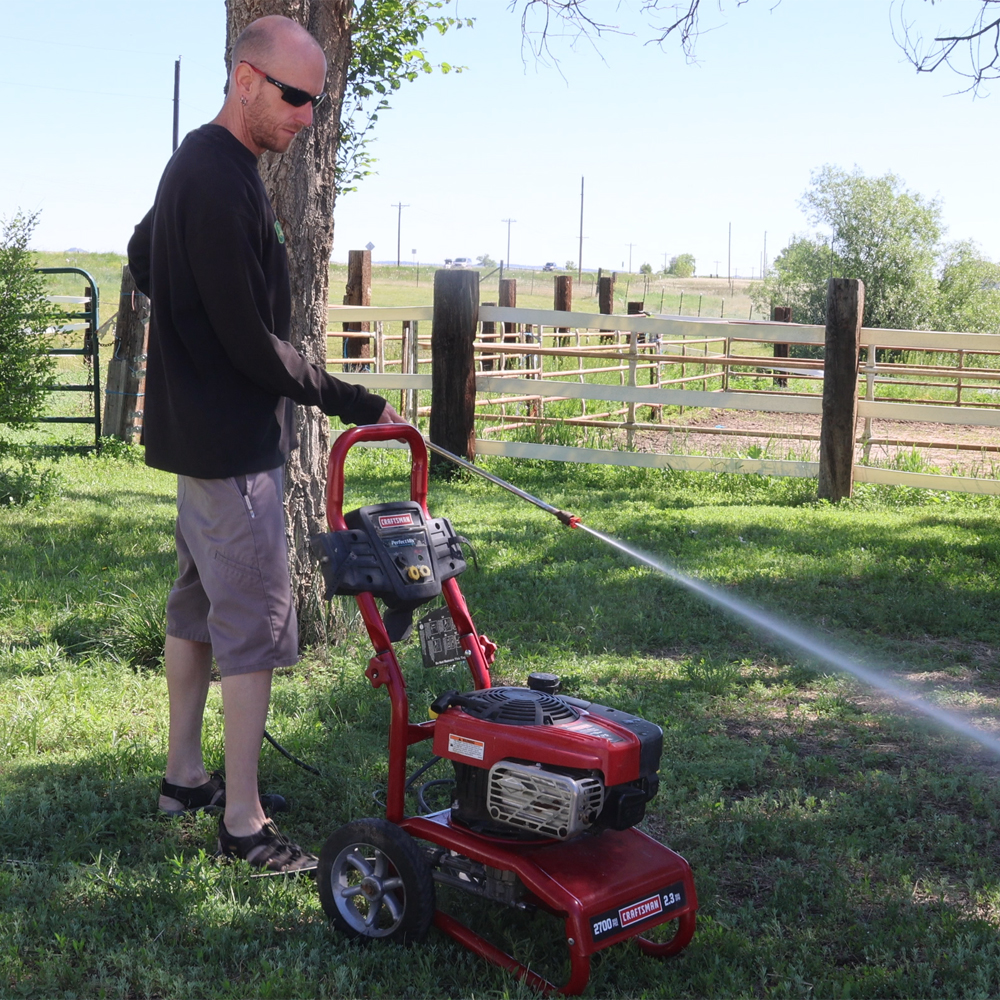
0 211 62 505
0 458 60 507
0 212 59 431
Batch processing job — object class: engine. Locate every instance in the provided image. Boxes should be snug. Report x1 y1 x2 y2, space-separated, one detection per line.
431 686 662 840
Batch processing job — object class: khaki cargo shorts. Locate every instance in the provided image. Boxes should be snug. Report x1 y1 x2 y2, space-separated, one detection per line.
166 467 298 676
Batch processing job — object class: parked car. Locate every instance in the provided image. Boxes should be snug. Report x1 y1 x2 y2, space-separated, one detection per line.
542 262 557 271
450 257 473 269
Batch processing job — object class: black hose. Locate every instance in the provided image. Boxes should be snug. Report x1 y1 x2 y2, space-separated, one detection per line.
262 728 323 776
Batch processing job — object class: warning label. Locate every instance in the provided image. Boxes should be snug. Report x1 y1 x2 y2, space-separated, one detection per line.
447 734 485 761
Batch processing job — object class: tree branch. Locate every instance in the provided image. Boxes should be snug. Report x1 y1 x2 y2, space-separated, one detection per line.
894 0 1000 95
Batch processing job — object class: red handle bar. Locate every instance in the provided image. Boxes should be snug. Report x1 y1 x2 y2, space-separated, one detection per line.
326 424 429 531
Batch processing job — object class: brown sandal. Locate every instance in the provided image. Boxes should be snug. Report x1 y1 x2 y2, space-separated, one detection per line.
159 771 288 817
218 818 318 874
159 771 226 816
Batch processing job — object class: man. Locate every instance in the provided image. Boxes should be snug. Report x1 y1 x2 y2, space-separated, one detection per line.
128 14 406 873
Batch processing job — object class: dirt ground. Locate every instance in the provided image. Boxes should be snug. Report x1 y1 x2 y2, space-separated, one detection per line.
633 409 1000 478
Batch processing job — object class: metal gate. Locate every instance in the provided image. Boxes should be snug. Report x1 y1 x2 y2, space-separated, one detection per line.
34 266 102 451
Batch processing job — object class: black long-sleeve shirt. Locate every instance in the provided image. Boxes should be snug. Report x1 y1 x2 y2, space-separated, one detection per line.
128 124 385 479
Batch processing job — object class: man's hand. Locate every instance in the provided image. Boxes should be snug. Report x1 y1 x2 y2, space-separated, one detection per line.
375 403 409 425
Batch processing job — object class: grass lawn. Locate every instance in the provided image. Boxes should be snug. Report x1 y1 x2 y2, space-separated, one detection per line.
4 446 1000 997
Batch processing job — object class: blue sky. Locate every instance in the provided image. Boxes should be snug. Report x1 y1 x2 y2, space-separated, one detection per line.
1 0 995 277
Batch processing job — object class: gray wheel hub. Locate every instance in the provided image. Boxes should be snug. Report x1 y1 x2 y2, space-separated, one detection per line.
330 843 407 937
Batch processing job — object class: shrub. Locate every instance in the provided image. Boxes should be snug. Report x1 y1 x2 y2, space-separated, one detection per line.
0 211 62 505
0 212 59 434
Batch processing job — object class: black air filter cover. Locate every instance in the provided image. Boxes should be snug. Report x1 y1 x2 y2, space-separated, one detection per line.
437 686 580 726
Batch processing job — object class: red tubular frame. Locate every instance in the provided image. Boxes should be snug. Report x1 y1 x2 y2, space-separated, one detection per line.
325 426 491 825
324 426 695 995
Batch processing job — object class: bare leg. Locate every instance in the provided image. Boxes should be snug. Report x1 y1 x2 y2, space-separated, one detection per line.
159 635 213 812
219 668 272 838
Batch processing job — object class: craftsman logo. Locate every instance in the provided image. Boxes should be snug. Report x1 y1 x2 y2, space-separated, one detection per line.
448 734 485 760
379 513 414 528
619 894 662 927
590 881 686 943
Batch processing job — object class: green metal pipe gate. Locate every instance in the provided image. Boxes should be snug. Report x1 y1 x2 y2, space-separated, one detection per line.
34 267 101 452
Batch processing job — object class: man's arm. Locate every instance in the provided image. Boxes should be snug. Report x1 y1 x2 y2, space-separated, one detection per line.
186 205 389 426
127 209 153 298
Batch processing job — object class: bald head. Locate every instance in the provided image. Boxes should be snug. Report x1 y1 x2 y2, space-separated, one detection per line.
216 14 328 157
231 15 324 74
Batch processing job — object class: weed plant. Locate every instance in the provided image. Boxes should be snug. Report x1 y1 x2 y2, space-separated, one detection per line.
6 447 1000 995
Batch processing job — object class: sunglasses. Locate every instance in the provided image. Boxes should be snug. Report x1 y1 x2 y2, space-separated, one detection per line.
240 61 328 110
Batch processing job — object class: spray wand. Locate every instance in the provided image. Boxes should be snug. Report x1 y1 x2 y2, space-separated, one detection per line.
424 440 580 529
422 436 1000 759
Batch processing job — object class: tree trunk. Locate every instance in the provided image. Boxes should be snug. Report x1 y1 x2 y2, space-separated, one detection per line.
226 0 352 645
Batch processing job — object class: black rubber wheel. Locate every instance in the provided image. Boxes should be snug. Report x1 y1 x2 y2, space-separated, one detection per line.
317 818 435 945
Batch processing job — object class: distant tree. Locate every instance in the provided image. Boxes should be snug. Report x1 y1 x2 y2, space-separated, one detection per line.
668 253 695 278
748 236 836 326
565 260 575 271
476 253 496 268
802 165 942 330
934 241 1000 333
639 262 653 274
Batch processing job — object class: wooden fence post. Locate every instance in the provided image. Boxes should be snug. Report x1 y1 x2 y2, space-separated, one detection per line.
103 265 149 442
343 249 371 367
554 275 572 347
480 301 496 372
430 268 479 475
772 305 791 388
499 278 517 369
599 274 614 343
818 278 864 502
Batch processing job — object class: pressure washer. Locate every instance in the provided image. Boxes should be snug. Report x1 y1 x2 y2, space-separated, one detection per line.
308 424 696 995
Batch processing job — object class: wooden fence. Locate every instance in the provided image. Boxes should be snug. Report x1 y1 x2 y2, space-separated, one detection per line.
327 271 1000 499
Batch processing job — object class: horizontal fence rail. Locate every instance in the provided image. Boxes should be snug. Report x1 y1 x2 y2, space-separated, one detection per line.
325 287 1000 496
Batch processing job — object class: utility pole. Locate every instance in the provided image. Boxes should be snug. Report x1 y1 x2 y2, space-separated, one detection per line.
727 222 732 295
392 202 409 267
763 231 767 279
172 57 181 152
662 251 669 272
578 176 584 282
714 259 721 277
502 218 516 269
626 242 636 274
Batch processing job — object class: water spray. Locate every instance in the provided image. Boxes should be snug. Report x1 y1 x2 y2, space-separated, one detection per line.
426 439 1000 759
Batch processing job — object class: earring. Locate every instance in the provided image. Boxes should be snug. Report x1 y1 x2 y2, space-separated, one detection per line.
240 96 247 106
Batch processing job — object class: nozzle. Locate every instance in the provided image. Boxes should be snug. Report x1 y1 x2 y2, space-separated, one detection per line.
555 509 581 529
